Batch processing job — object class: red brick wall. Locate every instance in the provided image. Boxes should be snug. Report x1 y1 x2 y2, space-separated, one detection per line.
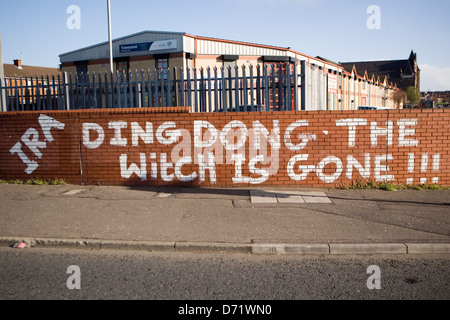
1 108 449 188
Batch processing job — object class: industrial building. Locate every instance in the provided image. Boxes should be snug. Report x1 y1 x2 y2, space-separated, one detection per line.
57 30 401 111
59 30 337 76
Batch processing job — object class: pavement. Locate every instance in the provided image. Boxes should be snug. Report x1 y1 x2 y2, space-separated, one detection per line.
0 183 449 255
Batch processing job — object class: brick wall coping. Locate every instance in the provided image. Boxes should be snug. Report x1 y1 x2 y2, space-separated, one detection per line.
0 107 192 118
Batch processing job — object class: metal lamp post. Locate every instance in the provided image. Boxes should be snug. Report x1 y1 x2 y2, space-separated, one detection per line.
107 0 113 74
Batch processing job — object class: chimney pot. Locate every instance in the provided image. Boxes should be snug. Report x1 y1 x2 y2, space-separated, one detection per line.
13 59 22 68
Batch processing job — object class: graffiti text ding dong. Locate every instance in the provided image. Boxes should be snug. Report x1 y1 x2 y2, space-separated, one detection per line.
82 120 283 184
81 118 422 184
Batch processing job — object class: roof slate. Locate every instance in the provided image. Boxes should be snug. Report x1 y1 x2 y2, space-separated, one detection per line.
3 64 62 78
341 59 413 77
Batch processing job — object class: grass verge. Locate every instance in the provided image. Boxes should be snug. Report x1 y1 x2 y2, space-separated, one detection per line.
0 178 67 185
338 179 449 191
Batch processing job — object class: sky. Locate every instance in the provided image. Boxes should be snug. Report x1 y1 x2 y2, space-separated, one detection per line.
0 0 449 91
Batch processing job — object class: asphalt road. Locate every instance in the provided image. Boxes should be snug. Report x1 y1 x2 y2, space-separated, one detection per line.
1 247 448 302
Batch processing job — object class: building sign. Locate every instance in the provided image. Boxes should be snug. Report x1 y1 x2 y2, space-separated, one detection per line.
328 73 338 94
120 39 177 53
120 42 153 53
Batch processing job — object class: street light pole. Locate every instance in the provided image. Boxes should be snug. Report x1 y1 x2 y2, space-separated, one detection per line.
107 0 113 74
0 28 7 112
0 29 4 78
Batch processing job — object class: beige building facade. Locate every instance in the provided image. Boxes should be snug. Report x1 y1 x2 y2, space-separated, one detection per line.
59 30 399 111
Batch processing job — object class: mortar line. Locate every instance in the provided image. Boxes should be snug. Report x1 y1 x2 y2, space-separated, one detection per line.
385 108 390 183
77 120 84 185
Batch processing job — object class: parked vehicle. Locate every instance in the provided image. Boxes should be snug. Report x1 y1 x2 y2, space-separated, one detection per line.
357 106 389 110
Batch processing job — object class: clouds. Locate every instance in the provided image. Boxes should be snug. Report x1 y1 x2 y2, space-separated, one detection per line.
419 64 450 91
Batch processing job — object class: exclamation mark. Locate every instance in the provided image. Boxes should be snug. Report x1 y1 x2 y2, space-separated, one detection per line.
421 154 429 172
406 153 414 185
432 154 440 184
420 153 429 184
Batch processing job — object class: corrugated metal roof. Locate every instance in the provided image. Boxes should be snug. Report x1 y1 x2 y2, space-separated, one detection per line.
58 30 343 70
59 30 186 62
60 30 185 55
59 30 293 62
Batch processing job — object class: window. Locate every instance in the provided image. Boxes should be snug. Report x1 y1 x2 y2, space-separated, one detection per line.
76 63 87 75
156 58 169 79
157 58 168 70
116 59 130 80
75 62 88 83
264 62 294 76
264 62 295 110
117 60 129 73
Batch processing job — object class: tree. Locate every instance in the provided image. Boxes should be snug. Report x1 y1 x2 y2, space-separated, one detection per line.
393 89 407 108
405 86 421 104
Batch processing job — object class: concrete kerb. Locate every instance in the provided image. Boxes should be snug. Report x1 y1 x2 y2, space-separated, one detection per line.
1 237 450 255
0 237 248 254
175 242 252 254
405 243 450 254
0 237 174 252
328 243 408 255
252 243 330 255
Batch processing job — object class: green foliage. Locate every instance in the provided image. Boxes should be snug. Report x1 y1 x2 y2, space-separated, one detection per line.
405 86 422 104
0 178 66 185
338 179 449 191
